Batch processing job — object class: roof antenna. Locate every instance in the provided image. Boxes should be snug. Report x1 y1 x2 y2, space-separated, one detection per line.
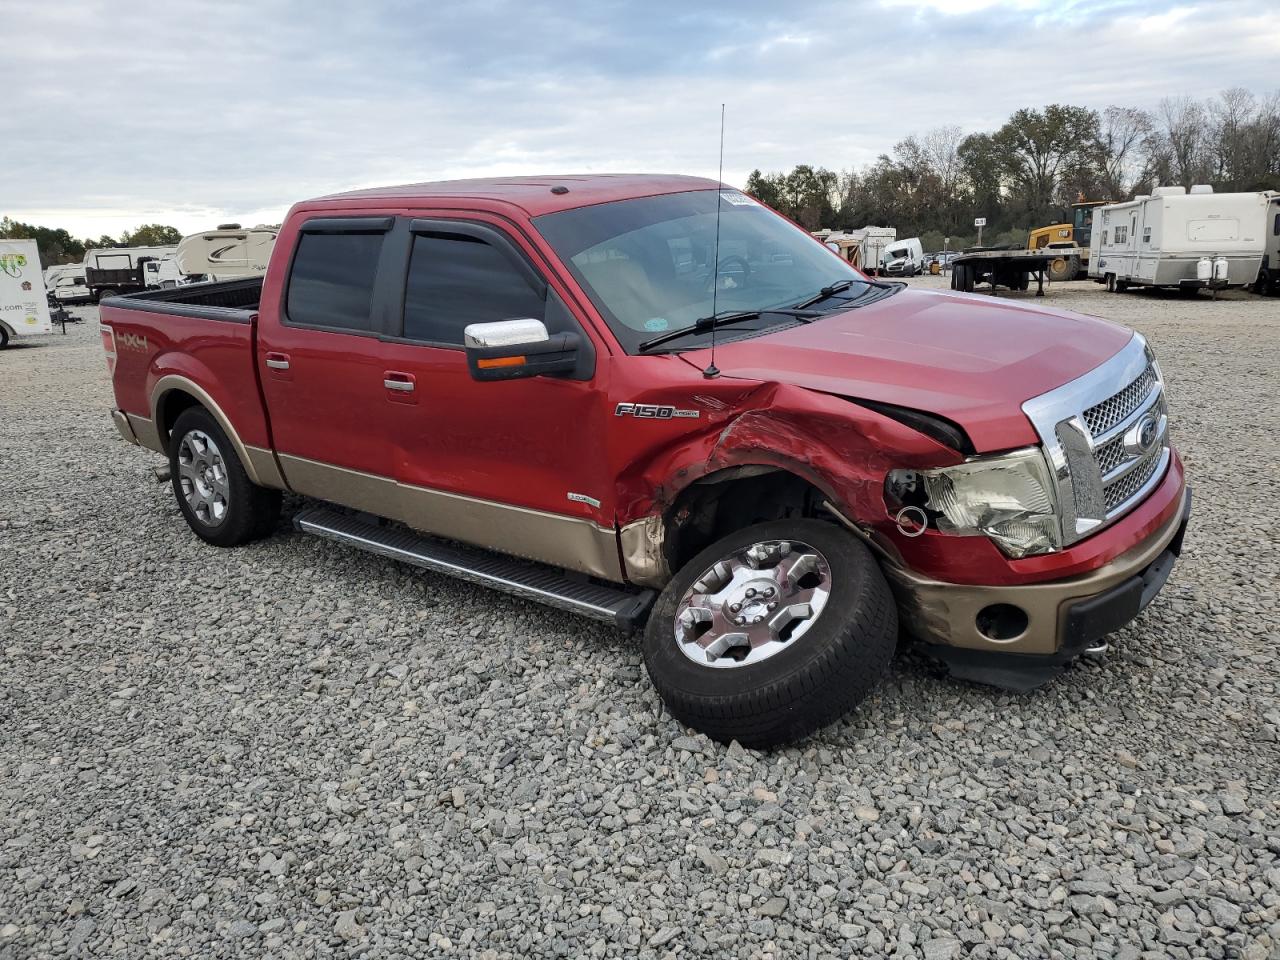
703 103 726 380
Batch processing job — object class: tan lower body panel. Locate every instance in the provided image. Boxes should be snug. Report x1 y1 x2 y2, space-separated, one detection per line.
277 454 624 582
884 488 1189 656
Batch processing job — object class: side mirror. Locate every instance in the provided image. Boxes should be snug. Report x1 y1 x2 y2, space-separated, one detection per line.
464 318 580 381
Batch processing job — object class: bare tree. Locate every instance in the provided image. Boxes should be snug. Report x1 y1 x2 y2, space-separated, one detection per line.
1097 106 1154 199
1154 96 1211 187
919 126 964 192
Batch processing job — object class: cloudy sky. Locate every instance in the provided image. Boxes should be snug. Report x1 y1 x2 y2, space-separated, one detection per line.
4 0 1277 238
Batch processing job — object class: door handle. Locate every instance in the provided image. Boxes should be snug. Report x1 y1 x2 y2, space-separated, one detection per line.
265 352 290 370
383 371 415 393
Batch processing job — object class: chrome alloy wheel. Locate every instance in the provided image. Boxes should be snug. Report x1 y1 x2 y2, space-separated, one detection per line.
176 429 229 527
674 540 832 668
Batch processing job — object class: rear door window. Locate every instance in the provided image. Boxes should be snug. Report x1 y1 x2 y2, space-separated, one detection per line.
286 231 385 332
402 232 545 346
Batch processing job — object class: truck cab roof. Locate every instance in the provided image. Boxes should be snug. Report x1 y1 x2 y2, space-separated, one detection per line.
313 174 722 217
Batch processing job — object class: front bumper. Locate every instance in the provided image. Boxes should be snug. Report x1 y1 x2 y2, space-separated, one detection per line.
884 485 1191 658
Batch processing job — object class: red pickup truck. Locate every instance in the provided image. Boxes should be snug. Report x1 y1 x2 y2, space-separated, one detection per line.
101 175 1189 747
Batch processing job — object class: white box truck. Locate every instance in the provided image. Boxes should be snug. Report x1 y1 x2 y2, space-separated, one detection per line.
0 239 53 347
1090 186 1271 293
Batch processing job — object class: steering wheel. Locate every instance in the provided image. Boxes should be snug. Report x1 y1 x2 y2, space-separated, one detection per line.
706 255 751 292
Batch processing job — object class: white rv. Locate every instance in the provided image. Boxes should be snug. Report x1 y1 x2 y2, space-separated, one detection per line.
881 237 924 276
173 226 277 282
43 264 90 303
813 226 896 273
0 239 53 347
1089 186 1271 292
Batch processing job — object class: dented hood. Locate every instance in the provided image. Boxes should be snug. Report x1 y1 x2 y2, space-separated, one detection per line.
685 287 1134 452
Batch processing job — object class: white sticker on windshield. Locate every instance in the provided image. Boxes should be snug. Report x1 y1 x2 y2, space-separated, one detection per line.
720 191 754 206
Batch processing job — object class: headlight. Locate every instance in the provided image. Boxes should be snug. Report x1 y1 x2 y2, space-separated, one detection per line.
887 447 1061 558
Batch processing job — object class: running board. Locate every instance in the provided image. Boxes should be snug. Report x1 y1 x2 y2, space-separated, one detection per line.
292 506 654 631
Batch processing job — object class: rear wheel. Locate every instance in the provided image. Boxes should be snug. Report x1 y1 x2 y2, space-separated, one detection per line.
1106 274 1116 293
0 327 9 349
643 519 897 749
1048 257 1072 282
168 407 280 547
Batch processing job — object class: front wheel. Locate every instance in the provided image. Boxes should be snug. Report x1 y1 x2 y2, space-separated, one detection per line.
168 407 281 546
643 519 897 749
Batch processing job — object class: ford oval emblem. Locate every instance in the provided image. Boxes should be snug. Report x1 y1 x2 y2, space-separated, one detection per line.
1124 413 1160 456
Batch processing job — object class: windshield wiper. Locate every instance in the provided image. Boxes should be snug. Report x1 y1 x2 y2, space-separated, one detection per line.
637 308 819 353
792 277 899 310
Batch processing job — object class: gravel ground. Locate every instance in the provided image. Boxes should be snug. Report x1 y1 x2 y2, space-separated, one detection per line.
2 281 1279 960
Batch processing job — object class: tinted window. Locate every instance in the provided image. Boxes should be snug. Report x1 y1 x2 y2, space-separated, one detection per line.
286 231 384 331
402 233 544 345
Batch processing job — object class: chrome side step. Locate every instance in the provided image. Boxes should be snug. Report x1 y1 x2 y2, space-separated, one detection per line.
293 506 654 631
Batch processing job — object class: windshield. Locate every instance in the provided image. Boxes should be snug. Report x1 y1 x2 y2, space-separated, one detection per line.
534 190 868 353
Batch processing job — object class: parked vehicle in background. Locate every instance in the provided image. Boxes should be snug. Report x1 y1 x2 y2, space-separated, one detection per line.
1090 186 1271 293
101 174 1190 748
50 271 92 304
0 239 53 347
83 245 176 301
881 237 924 276
813 226 896 273
1255 191 1280 296
174 225 277 282
1030 199 1107 281
44 263 91 303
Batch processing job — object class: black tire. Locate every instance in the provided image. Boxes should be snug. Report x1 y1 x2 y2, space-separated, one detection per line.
96 288 117 302
1115 279 1129 293
643 518 897 749
168 406 281 547
0 327 9 349
1047 257 1072 282
1105 274 1116 293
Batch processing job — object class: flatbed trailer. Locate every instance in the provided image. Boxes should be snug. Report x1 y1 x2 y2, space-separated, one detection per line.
949 247 1087 297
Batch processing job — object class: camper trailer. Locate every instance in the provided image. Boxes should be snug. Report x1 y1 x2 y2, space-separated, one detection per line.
1089 186 1270 292
173 226 277 282
813 226 896 273
44 264 90 303
82 245 177 301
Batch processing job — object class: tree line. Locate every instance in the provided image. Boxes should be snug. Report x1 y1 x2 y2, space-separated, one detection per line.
0 219 184 268
746 87 1280 251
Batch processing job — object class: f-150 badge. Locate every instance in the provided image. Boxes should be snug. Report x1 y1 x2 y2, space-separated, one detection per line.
615 402 700 420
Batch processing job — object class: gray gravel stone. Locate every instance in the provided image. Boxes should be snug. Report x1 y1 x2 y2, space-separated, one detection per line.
1 289 1278 958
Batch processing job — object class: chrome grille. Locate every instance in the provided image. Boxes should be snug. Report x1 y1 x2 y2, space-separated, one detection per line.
1104 445 1163 511
1094 435 1127 475
1022 334 1171 548
1082 363 1156 435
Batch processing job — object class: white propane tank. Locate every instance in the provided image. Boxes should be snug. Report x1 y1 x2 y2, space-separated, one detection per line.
1213 257 1229 282
1197 258 1213 282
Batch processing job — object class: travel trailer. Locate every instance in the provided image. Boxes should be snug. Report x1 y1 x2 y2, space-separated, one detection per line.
1089 186 1271 292
50 272 92 303
82 245 177 301
881 237 924 276
44 264 90 303
0 239 53 347
173 226 277 282
813 226 896 273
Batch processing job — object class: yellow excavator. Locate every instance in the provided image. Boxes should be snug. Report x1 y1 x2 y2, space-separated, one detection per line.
1029 199 1107 281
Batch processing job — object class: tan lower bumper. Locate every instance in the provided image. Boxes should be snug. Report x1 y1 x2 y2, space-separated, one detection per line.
111 410 138 445
884 488 1190 656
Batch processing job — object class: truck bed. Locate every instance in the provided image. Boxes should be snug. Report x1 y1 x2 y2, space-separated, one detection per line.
104 277 263 322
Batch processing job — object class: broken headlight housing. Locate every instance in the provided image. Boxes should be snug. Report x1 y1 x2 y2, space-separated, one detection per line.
886 447 1061 558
